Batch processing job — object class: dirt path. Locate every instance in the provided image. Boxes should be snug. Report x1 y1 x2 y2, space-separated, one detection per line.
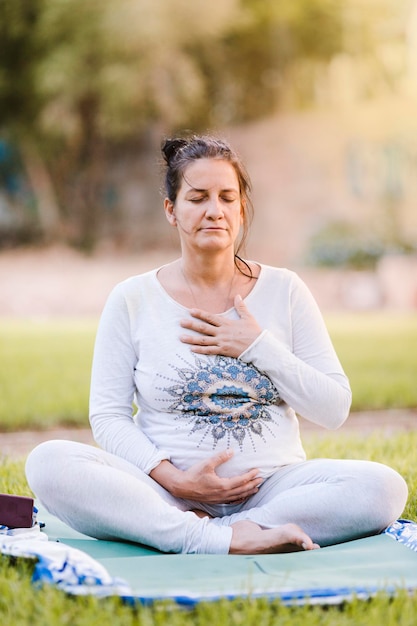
0 245 173 318
0 246 415 460
1 409 416 460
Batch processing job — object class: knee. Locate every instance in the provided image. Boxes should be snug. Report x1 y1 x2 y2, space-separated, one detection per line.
367 463 408 527
25 440 72 500
387 466 408 513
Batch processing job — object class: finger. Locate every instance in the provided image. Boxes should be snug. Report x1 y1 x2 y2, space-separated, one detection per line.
203 450 260 476
227 467 260 483
220 473 262 499
189 308 222 327
180 334 217 348
189 346 221 355
206 449 234 469
225 474 263 495
224 487 261 504
222 478 263 503
234 294 251 318
180 319 216 336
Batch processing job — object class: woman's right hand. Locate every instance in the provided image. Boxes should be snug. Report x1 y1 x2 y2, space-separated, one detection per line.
150 450 263 504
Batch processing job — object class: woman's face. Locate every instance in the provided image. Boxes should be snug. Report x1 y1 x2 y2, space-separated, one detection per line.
164 158 244 254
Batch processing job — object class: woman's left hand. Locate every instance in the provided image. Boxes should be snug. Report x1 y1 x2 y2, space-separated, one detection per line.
179 295 262 358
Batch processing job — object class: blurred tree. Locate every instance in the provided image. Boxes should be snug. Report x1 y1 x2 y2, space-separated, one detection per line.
330 0 411 102
0 0 62 240
0 0 412 249
0 0 44 127
17 0 240 248
190 0 345 124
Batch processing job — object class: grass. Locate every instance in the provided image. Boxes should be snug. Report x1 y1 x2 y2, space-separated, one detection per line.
0 319 96 431
0 313 416 432
326 313 417 411
1 432 417 625
0 311 416 624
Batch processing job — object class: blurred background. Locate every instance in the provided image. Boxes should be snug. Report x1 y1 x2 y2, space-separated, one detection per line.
1 0 417 315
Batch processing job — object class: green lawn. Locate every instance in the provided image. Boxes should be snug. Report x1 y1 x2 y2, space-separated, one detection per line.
1 432 417 625
0 313 416 432
327 313 417 410
0 319 96 431
1 314 417 624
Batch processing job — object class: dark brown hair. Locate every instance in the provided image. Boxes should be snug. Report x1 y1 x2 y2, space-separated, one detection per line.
161 135 254 263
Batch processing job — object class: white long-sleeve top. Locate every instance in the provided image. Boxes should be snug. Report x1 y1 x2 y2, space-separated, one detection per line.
89 264 351 479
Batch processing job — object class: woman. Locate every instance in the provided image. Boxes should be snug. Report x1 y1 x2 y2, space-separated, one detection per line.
26 135 408 554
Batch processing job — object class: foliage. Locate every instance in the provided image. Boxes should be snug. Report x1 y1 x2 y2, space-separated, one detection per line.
192 0 345 124
0 0 48 132
1 431 417 624
305 220 416 269
4 0 347 138
0 314 416 432
0 0 412 248
305 221 385 269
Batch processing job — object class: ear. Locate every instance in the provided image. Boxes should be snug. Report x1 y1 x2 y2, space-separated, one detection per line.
164 198 177 227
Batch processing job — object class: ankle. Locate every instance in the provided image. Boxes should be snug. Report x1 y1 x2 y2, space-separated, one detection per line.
229 520 261 554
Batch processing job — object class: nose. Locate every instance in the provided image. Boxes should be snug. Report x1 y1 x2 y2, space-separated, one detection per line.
205 196 224 219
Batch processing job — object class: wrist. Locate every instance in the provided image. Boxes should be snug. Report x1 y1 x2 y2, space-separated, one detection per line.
150 460 184 497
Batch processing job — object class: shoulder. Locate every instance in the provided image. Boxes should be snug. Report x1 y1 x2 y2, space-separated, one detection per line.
257 263 304 287
101 268 159 316
110 268 158 297
256 264 317 309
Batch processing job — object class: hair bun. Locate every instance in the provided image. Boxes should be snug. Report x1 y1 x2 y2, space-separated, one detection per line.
161 138 187 164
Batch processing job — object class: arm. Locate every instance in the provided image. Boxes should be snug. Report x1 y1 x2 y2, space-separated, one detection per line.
239 276 351 429
89 283 170 474
150 452 263 503
179 276 351 430
90 281 263 503
90 282 262 502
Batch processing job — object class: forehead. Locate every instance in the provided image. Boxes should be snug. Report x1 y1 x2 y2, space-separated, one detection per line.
181 158 239 192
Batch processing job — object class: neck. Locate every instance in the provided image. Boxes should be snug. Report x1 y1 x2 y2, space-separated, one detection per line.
180 251 237 287
178 252 238 312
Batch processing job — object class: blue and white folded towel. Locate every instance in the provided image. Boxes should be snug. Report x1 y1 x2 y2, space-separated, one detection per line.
384 519 417 552
0 508 131 597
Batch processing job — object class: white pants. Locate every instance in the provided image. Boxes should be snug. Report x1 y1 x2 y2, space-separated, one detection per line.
25 440 408 554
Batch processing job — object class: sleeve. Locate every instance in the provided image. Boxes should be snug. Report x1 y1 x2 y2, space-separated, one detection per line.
89 282 170 473
238 273 352 429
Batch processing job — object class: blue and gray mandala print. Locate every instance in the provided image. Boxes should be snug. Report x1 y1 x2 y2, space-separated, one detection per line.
157 354 281 450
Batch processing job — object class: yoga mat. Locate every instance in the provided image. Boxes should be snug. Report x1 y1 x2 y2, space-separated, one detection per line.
38 506 417 605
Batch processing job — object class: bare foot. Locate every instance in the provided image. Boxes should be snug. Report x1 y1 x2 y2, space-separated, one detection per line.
229 520 320 554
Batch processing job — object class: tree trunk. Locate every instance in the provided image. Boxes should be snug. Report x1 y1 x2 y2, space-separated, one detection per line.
20 138 63 240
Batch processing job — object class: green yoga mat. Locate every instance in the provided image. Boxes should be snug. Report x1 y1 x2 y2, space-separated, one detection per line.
38 506 417 605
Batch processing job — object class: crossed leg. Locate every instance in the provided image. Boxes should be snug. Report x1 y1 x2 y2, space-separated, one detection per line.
207 458 408 547
26 443 407 554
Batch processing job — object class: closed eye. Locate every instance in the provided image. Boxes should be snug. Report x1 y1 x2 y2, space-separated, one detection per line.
189 196 205 204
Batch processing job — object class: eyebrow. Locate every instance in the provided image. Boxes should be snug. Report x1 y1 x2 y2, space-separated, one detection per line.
185 187 239 194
